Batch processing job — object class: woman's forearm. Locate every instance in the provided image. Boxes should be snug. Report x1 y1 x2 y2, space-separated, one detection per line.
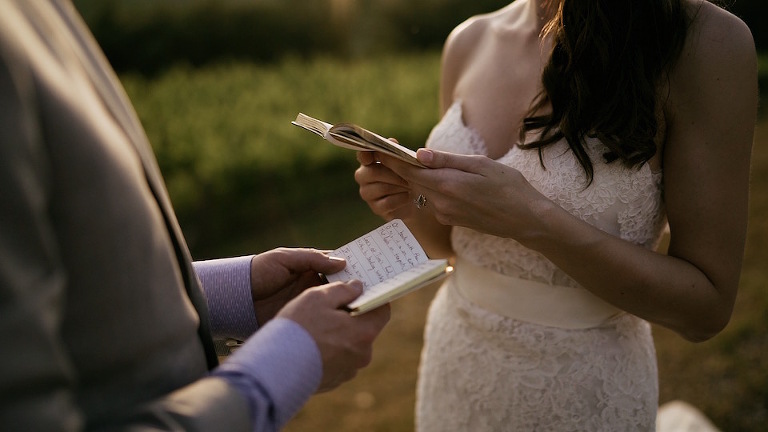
522 199 739 342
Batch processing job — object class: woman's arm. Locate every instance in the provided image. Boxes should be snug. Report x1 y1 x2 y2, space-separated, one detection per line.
655 3 757 338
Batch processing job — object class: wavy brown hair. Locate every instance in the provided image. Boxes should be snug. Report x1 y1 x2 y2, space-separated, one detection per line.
520 0 690 183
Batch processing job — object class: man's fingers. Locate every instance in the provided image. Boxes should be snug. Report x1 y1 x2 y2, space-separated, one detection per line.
269 248 347 275
360 303 391 328
313 253 347 274
317 280 365 308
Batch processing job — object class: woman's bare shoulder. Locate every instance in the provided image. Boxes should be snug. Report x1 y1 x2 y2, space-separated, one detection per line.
439 5 521 106
443 3 523 64
439 12 494 109
669 1 756 107
683 0 755 66
664 1 757 157
443 14 492 65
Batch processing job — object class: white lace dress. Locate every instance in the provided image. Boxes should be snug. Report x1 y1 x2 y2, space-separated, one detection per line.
416 101 668 431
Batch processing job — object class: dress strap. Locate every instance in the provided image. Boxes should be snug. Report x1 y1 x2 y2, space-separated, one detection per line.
453 258 623 329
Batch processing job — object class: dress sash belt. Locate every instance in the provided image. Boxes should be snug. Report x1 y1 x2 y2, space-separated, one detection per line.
452 257 623 329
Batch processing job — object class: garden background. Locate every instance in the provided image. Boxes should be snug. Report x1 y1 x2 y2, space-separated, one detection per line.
73 1 768 430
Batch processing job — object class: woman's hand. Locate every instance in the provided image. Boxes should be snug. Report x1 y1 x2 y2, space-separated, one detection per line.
355 145 456 259
384 148 552 244
354 150 416 221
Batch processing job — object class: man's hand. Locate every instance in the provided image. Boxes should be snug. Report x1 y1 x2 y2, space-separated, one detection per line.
277 281 391 392
249 248 347 325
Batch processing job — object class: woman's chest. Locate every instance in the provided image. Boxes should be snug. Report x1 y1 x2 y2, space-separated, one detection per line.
452 36 547 158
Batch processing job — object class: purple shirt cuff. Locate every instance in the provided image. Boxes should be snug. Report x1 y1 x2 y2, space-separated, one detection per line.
193 255 259 341
212 317 322 430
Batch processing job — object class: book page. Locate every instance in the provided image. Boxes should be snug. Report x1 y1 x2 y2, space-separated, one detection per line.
345 259 447 313
292 113 425 166
330 124 423 166
292 113 364 151
325 219 428 288
291 113 330 137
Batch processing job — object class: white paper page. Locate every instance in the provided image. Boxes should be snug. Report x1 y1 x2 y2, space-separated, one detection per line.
325 219 428 288
346 259 446 309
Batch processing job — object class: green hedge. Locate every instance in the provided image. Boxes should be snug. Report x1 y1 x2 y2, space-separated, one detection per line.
121 53 441 257
74 0 511 76
74 0 768 78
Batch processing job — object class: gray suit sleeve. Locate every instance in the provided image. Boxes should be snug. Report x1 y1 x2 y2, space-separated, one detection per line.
0 26 83 430
0 18 253 432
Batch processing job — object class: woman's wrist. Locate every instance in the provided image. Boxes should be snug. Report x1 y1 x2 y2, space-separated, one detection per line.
513 197 570 252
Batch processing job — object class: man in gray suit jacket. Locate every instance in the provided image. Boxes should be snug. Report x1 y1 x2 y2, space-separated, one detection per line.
0 0 390 430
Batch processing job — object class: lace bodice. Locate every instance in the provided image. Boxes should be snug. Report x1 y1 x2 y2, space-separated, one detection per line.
426 101 668 287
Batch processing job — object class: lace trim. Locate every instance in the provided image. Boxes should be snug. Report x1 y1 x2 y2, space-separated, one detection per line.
426 101 667 286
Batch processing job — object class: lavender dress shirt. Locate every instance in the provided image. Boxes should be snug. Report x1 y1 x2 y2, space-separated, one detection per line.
193 256 322 431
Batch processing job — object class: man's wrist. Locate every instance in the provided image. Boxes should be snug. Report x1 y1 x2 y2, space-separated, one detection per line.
212 317 322 428
193 255 259 341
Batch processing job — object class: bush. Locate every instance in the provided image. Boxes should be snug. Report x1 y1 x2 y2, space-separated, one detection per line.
77 0 348 76
121 54 441 256
74 0 510 76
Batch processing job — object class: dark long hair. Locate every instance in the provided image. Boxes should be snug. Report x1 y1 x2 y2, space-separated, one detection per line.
520 0 690 183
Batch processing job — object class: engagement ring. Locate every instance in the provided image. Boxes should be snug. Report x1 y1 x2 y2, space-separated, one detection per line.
414 194 428 209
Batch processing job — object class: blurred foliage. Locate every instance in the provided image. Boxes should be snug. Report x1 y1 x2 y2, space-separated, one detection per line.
73 0 509 75
74 0 767 77
73 0 346 76
120 54 441 257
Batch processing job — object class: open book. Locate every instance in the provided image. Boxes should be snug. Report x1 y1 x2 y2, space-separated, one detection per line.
292 113 426 167
324 219 452 316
